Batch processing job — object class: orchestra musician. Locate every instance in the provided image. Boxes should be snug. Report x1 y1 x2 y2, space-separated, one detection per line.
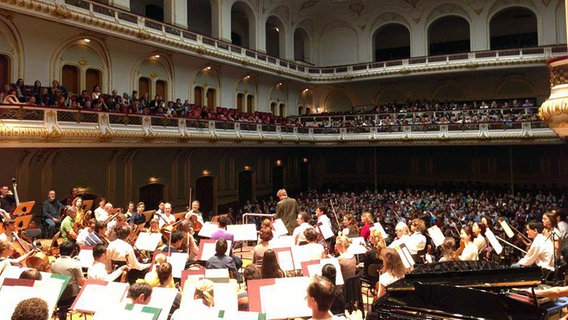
160 230 183 253
0 240 36 272
360 212 374 242
87 243 129 281
84 220 109 246
50 241 85 320
0 218 16 242
106 212 127 241
438 237 459 262
125 201 135 222
375 247 407 301
459 226 479 261
65 187 78 206
512 221 554 271
106 225 151 284
292 211 314 245
0 184 16 215
42 190 64 237
185 200 204 223
315 206 333 249
407 218 427 261
76 218 96 246
130 202 147 227
94 198 107 222
158 202 176 229
60 206 78 242
211 215 243 270
341 213 359 238
177 219 199 262
388 222 411 249
335 235 357 280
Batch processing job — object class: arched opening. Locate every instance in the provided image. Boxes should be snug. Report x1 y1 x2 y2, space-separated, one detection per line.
206 88 216 108
266 16 284 58
196 176 214 220
231 2 254 49
272 165 284 196
145 4 164 21
156 79 167 100
62 65 79 96
490 7 537 50
194 86 203 106
139 183 165 213
138 77 151 99
246 94 255 113
0 55 10 86
238 170 253 203
86 68 101 94
373 23 410 61
237 93 244 111
325 90 353 113
294 28 310 63
279 103 286 117
270 102 277 115
188 0 212 36
428 16 470 55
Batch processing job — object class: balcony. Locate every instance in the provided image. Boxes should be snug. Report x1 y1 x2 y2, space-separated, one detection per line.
0 105 560 148
2 0 564 83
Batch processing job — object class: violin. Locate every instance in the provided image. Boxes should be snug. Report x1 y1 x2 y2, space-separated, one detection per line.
189 214 203 233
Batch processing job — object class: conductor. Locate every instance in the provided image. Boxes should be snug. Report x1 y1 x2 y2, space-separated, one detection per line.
275 189 299 235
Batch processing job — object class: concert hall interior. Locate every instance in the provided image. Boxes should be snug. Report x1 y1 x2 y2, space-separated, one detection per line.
1 0 568 319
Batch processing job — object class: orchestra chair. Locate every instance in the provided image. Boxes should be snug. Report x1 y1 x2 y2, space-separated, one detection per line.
361 263 380 309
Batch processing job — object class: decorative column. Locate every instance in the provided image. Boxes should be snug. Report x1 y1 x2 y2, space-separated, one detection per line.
163 0 188 28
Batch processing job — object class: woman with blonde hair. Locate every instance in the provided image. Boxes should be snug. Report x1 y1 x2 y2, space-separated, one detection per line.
335 235 357 280
439 237 459 262
375 248 407 301
171 279 215 319
360 212 374 241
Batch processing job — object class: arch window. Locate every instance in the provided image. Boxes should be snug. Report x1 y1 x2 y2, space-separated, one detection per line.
138 77 151 99
266 16 285 58
270 102 277 115
279 103 286 117
0 55 10 86
246 94 254 113
294 28 309 62
490 7 537 50
194 86 204 106
428 16 470 55
373 23 410 62
231 2 255 49
62 65 79 96
237 93 244 111
188 0 212 36
206 88 216 108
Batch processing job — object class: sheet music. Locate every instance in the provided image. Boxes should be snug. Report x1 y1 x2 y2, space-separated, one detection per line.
0 282 59 320
227 224 258 241
143 287 178 320
135 233 163 251
0 265 25 283
77 247 94 269
274 248 295 271
198 222 219 238
167 252 189 278
485 229 503 255
317 220 334 240
304 257 345 286
272 219 288 237
268 235 295 248
198 239 231 261
259 277 311 319
73 282 128 313
394 244 415 269
371 222 388 239
347 237 367 255
205 268 230 283
291 244 324 269
427 225 445 247
499 219 515 239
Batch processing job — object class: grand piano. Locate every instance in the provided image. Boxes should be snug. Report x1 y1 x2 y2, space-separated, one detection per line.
372 261 568 320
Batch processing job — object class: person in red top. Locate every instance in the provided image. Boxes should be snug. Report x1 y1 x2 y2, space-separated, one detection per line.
360 212 374 242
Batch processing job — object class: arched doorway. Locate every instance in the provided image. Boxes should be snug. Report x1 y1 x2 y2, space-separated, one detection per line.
196 176 215 221
238 170 253 203
0 55 9 86
139 183 165 212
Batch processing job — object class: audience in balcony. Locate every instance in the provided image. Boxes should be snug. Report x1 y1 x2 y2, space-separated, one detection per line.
0 79 541 129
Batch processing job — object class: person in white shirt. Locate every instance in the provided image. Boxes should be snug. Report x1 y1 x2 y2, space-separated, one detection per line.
158 202 176 229
472 221 488 254
304 228 325 260
293 211 314 245
407 218 426 256
459 226 479 261
514 221 554 271
0 219 15 242
389 222 410 249
376 247 407 301
94 198 107 222
106 225 151 283
185 200 204 225
87 244 128 281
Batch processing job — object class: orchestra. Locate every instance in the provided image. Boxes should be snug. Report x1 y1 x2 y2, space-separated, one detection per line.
0 184 566 320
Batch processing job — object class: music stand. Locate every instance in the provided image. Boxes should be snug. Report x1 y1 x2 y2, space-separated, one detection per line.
12 214 33 232
12 201 35 216
143 210 156 223
82 200 94 212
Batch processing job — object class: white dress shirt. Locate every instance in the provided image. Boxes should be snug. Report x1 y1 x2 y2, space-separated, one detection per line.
518 233 554 271
106 239 150 271
87 260 124 281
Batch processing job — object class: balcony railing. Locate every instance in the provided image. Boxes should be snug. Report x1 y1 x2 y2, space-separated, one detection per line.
0 105 559 146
